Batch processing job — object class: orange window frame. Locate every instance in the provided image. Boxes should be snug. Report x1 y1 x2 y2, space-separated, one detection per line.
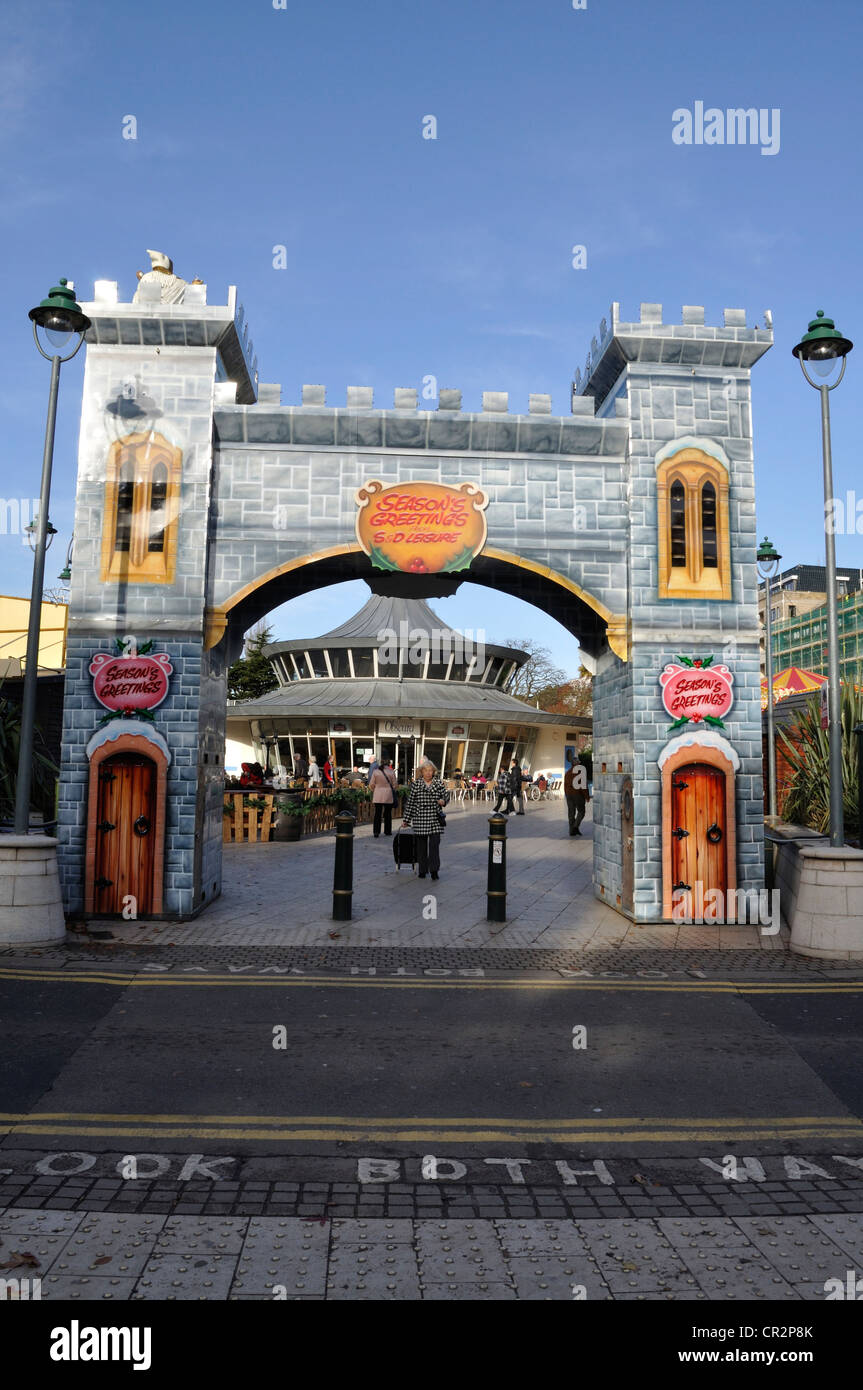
100 432 182 585
656 449 732 601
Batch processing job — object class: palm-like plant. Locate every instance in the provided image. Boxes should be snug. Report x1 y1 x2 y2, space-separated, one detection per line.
778 684 862 839
0 684 59 823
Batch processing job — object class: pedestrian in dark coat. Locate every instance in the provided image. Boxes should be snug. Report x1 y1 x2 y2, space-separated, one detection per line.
401 762 450 879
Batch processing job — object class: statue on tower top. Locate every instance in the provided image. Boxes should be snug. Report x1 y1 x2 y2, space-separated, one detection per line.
133 249 188 304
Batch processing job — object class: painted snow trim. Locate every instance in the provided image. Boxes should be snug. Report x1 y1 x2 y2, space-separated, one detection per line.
85 719 172 764
657 726 740 770
654 434 730 473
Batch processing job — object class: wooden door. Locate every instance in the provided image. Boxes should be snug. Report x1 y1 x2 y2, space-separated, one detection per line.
671 762 727 918
93 754 156 915
620 778 634 913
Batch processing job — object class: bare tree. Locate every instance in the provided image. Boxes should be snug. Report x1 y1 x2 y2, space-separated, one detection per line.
502 637 567 701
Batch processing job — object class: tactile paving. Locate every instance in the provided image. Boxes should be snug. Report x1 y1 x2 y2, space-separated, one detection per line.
49 1213 164 1277
153 1216 248 1255
39 1275 137 1300
232 1217 328 1296
331 1218 415 1243
574 1219 694 1294
810 1214 863 1263
495 1219 596 1260
673 1248 797 1300
415 1220 510 1284
327 1243 421 1299
134 1252 236 1300
732 1217 854 1282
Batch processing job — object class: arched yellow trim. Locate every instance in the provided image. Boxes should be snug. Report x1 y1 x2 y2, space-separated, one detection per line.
204 541 628 660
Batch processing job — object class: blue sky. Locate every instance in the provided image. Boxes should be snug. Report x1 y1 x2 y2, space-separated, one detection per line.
1 0 861 672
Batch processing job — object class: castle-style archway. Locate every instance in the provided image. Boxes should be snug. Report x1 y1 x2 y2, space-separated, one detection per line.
56 284 770 923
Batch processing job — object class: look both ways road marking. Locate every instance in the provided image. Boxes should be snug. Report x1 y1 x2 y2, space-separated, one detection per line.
0 967 861 995
1 1113 861 1145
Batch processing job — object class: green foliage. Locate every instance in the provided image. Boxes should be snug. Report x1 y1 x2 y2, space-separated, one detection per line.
0 684 59 821
778 684 862 838
227 625 279 702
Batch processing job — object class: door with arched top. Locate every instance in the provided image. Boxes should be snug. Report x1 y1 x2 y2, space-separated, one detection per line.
93 753 156 915
670 761 727 916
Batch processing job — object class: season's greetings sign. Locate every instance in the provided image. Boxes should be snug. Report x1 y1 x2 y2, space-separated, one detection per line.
660 655 734 731
355 479 489 574
90 636 173 720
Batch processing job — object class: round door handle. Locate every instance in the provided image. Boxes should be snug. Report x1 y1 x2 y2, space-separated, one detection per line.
134 815 150 837
706 822 723 844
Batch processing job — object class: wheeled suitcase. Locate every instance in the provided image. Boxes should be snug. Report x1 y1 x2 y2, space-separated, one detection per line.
392 826 416 869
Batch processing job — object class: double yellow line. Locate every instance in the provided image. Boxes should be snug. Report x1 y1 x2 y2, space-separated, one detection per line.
0 966 862 994
1 1111 861 1144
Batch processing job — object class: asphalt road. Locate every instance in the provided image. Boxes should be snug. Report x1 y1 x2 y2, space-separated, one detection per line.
2 968 862 1159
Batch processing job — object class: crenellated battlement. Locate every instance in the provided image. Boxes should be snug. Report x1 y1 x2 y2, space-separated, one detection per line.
574 301 774 407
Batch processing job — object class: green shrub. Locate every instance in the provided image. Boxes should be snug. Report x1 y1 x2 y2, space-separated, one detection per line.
778 684 862 838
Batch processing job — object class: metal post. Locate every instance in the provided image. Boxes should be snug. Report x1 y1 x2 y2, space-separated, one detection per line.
14 354 62 834
764 578 778 819
820 384 844 846
486 813 507 922
332 810 354 921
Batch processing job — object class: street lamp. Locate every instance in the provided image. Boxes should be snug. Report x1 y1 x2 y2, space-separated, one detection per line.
793 310 853 848
25 519 57 551
757 536 783 820
14 279 90 834
58 536 73 584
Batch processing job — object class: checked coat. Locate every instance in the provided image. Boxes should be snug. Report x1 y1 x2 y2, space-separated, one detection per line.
402 775 450 833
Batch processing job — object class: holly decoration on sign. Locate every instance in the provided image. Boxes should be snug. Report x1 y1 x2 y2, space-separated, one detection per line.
368 545 400 572
98 706 157 726
675 654 713 669
440 545 477 573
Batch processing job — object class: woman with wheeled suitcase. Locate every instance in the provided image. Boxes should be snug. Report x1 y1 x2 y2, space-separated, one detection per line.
401 760 450 880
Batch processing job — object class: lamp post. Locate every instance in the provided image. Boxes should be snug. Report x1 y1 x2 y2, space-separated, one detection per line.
757 536 782 820
14 279 90 834
793 310 853 848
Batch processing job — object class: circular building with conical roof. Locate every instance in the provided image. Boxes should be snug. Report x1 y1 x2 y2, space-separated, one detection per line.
226 590 588 783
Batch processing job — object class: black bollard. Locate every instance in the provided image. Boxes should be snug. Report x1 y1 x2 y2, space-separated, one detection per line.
332 810 354 921
487 813 507 922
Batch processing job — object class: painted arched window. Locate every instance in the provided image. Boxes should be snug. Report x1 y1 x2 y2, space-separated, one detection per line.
701 481 718 569
656 447 731 600
669 481 686 567
101 433 182 584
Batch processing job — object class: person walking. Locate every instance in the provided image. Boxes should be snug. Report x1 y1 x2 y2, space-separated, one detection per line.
307 756 322 788
511 759 529 815
401 761 450 879
565 758 590 836
492 764 515 816
369 759 399 838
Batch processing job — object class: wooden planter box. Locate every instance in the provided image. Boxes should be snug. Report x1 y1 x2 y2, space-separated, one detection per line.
222 789 381 843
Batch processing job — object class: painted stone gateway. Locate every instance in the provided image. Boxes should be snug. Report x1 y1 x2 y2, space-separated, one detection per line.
56 268 772 922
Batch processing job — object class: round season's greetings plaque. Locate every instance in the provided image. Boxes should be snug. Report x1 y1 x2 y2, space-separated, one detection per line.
355 479 489 574
660 656 734 730
90 647 173 712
